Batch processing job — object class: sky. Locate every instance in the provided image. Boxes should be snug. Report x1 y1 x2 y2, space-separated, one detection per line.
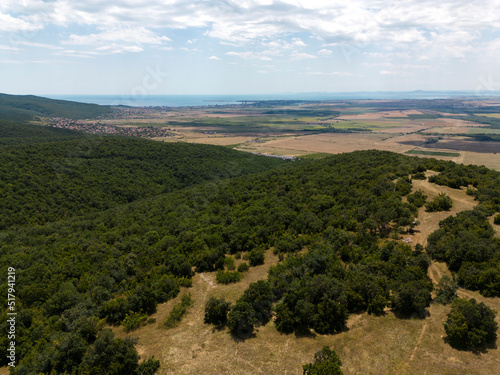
1 0 500 96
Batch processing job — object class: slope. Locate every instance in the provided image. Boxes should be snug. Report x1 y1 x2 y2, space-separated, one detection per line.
0 93 112 121
0 135 286 229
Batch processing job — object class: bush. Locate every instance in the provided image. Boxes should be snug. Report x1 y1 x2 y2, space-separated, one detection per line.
444 298 498 350
227 301 257 338
224 256 236 270
163 293 193 329
216 270 243 284
494 213 500 225
434 275 458 305
302 346 343 375
237 262 249 273
407 190 427 208
425 193 453 212
204 297 231 326
177 276 192 288
412 172 426 180
248 249 265 267
137 357 161 375
227 280 274 338
392 281 432 318
121 311 148 332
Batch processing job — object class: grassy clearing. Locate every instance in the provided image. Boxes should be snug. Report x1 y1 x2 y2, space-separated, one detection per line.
474 113 500 118
406 149 460 157
466 127 500 134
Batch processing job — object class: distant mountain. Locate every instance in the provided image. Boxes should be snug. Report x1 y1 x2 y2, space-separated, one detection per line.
0 93 113 121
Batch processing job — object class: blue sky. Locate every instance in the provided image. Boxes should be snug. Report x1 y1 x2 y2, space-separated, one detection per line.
1 0 499 95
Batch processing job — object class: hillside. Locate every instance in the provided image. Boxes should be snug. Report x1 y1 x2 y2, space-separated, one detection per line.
2 149 500 374
0 136 286 229
0 119 84 146
0 93 112 121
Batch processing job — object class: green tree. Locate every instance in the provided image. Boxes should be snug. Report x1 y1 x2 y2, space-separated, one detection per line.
425 193 453 212
444 298 498 350
434 275 458 305
227 301 257 338
204 297 231 326
303 346 343 375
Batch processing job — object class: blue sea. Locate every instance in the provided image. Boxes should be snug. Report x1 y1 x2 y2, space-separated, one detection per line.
46 91 500 107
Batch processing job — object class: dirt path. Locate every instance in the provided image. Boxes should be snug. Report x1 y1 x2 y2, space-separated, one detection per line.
403 173 478 368
408 172 477 247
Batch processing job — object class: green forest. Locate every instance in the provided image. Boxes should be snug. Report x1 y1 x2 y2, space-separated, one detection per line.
1 98 500 374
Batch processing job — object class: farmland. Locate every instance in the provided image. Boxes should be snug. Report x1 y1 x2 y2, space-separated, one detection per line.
40 98 500 170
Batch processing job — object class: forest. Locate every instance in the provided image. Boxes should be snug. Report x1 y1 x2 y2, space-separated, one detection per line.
1 99 500 373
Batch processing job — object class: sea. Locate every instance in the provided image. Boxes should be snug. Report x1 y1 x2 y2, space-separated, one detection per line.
45 91 500 108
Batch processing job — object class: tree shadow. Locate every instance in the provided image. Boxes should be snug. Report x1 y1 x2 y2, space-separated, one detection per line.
442 335 498 355
392 308 430 320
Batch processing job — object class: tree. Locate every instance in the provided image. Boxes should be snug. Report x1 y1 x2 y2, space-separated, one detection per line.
392 281 432 318
425 193 453 212
137 357 161 375
444 298 498 350
494 213 500 225
227 301 257 339
434 275 458 305
303 346 343 375
204 297 231 326
248 249 265 267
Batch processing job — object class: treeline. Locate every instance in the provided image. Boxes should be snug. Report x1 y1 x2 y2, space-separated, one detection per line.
461 114 500 129
0 136 285 229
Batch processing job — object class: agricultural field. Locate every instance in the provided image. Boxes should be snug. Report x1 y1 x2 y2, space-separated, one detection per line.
37 97 500 170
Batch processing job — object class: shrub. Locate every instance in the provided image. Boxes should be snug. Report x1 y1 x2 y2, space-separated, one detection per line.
227 301 257 338
412 172 426 180
216 270 243 284
227 280 274 338
204 297 231 326
248 249 265 267
237 262 249 273
177 276 192 288
224 256 236 270
425 193 453 212
121 311 148 332
407 190 427 208
137 357 161 375
302 346 343 375
434 275 458 305
494 213 500 225
163 293 193 329
392 281 432 318
444 298 498 350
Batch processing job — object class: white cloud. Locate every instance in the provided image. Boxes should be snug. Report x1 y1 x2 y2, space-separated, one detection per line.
318 48 332 56
290 52 317 60
65 26 170 46
209 55 220 60
0 11 42 32
0 44 21 52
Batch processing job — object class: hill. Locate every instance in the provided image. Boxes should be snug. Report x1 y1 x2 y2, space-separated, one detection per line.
0 93 112 121
0 136 286 229
0 119 85 146
1 147 500 374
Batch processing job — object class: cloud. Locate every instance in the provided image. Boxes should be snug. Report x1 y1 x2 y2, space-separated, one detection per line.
209 55 220 60
65 26 170 46
1 0 500 63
